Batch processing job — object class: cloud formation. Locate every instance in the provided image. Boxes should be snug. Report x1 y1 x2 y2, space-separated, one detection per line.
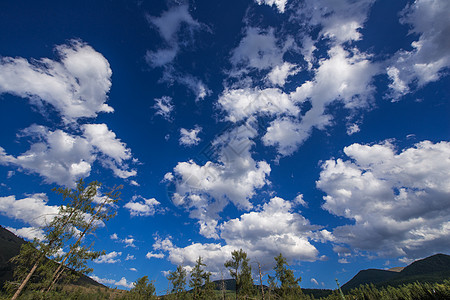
153 96 174 121
0 40 113 123
179 126 202 146
387 0 450 100
146 4 200 67
0 124 135 186
165 122 271 238
94 251 122 264
124 196 161 217
317 140 450 259
153 197 327 273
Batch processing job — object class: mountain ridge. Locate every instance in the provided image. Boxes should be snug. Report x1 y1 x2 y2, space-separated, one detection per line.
342 253 450 291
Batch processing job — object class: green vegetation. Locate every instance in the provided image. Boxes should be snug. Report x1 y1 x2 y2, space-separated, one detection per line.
2 179 121 300
224 249 253 299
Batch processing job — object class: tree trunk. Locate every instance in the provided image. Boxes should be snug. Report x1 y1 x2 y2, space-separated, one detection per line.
11 259 40 300
45 198 107 292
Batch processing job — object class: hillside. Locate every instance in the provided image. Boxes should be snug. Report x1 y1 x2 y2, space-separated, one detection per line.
342 253 450 291
0 225 104 290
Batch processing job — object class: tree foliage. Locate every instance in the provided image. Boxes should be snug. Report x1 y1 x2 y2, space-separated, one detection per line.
272 253 302 299
224 249 254 299
189 256 215 300
127 276 156 300
168 265 187 299
7 179 121 299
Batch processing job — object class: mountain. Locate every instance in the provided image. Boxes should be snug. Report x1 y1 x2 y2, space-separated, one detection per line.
342 253 450 291
0 225 26 286
0 225 103 290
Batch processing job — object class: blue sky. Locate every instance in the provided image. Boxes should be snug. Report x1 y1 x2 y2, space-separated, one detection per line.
0 0 449 293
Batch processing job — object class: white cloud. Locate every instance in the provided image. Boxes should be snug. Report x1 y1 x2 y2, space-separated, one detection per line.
0 193 58 228
125 254 135 261
230 27 295 76
179 126 202 146
82 123 136 179
218 87 299 123
90 275 134 289
94 251 122 264
116 277 135 289
311 278 319 285
6 226 45 241
0 126 93 186
266 62 299 87
0 124 135 186
294 194 307 207
82 123 131 165
146 251 165 259
219 197 321 262
130 268 137 272
161 69 211 101
124 196 161 217
110 233 118 240
387 0 450 100
146 5 200 67
123 237 136 248
166 123 271 238
264 46 378 156
154 197 325 273
255 0 287 13
262 117 308 157
317 140 450 259
0 40 113 123
346 123 360 135
153 96 174 121
298 0 376 43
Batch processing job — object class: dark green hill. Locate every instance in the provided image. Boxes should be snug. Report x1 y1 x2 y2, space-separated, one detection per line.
0 225 26 286
342 253 450 291
341 268 400 291
0 225 104 290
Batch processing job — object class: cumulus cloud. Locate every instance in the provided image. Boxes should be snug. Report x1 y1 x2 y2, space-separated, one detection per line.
146 251 165 259
153 197 325 273
90 275 134 289
0 193 58 228
230 27 295 76
317 140 450 259
82 123 136 179
297 0 376 43
179 126 202 146
123 237 136 248
255 0 287 13
124 195 161 217
266 62 299 87
387 0 450 100
0 40 113 123
94 251 122 264
263 46 378 156
125 254 135 261
153 96 174 121
165 123 271 238
6 226 46 241
145 4 200 67
218 87 298 123
0 124 135 186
